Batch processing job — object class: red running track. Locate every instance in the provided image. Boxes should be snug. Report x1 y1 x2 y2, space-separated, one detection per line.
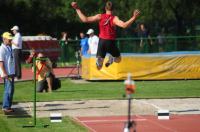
0 67 80 83
74 115 200 132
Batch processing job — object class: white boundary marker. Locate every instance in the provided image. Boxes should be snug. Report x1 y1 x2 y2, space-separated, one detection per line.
158 110 170 120
50 113 62 122
137 100 170 120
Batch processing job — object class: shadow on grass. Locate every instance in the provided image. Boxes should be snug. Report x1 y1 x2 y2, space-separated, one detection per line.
0 103 31 119
53 90 89 93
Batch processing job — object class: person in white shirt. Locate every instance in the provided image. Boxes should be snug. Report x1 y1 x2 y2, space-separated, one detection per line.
11 25 22 79
0 32 15 113
87 29 99 55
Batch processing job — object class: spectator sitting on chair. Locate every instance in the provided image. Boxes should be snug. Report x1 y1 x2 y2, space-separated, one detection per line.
35 53 53 93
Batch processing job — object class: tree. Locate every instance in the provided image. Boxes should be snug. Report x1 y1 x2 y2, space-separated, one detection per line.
0 0 199 37
133 0 200 35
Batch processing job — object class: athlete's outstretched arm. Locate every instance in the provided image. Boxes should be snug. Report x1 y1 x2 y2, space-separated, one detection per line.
113 9 140 28
71 2 101 23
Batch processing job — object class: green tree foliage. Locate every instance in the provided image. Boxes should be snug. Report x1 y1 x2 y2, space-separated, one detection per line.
134 0 200 35
0 0 199 38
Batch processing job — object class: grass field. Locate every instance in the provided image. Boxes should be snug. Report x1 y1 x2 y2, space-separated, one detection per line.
1 79 200 102
0 79 200 132
0 114 87 132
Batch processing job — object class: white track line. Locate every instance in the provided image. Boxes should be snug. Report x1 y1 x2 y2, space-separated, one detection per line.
146 118 177 132
80 118 146 123
137 100 162 110
137 115 176 132
74 116 147 132
73 117 97 132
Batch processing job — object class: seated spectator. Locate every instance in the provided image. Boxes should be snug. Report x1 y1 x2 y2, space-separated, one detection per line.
35 53 53 93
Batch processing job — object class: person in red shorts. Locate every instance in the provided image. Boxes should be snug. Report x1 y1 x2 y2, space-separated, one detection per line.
71 1 140 70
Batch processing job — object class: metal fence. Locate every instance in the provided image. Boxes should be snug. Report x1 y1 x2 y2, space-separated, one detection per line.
59 40 80 64
58 36 200 63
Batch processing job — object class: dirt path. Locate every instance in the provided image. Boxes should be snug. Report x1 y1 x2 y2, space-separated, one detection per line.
11 98 200 118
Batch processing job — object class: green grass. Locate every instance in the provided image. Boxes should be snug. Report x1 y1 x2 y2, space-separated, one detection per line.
0 79 200 132
1 79 200 102
0 114 87 132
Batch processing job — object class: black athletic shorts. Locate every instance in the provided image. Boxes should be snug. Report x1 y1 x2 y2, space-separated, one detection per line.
97 38 120 58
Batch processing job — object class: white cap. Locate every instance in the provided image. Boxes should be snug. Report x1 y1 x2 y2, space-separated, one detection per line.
11 25 19 31
87 29 94 35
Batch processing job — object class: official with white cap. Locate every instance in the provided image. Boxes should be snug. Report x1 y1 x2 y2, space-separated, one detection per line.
11 25 22 80
87 29 99 55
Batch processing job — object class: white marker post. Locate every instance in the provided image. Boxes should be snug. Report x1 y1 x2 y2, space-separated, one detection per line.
157 110 170 120
50 113 62 123
124 73 136 132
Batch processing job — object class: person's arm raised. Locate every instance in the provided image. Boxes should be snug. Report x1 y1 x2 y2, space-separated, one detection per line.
113 9 140 28
71 2 101 23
